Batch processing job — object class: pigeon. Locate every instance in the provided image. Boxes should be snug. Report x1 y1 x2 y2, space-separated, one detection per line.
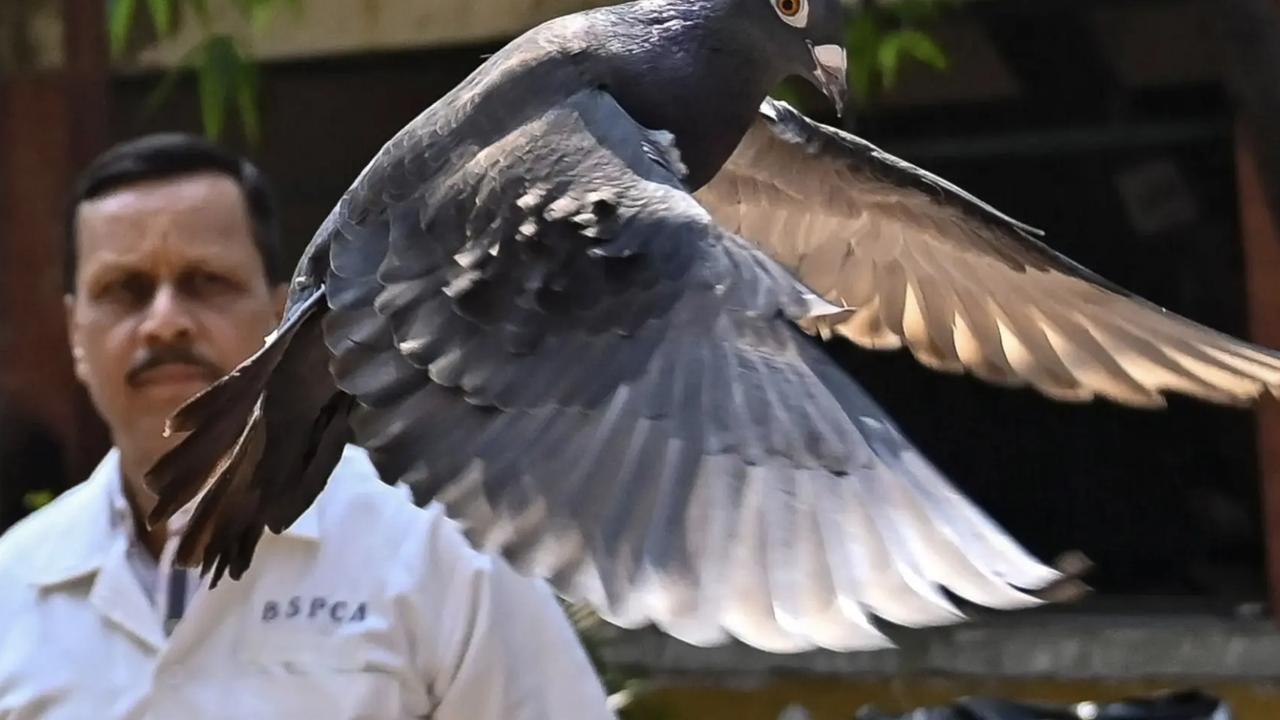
147 0 1280 653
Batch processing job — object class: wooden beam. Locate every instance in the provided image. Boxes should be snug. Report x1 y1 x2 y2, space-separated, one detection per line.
62 0 109 166
1237 128 1280 619
0 76 82 482
0 0 111 527
61 0 113 480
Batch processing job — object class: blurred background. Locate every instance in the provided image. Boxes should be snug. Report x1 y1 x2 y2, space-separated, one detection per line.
4 0 1280 717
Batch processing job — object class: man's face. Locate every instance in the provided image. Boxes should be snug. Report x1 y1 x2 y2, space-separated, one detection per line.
67 172 285 466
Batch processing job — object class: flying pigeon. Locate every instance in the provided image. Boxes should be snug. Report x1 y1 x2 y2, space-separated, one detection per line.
147 0 1280 653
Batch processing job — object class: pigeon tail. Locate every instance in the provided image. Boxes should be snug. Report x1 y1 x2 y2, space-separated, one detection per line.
146 289 352 586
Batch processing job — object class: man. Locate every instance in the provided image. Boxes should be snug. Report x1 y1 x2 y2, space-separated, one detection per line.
0 134 615 719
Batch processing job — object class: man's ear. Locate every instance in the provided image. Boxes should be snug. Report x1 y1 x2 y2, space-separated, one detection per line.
64 294 89 385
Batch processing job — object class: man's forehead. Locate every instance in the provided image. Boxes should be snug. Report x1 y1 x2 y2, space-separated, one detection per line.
78 171 249 225
75 171 259 265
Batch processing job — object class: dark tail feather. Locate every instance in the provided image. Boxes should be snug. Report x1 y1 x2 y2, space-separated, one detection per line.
261 392 356 534
148 291 328 521
146 289 352 587
147 351 286 524
177 401 269 585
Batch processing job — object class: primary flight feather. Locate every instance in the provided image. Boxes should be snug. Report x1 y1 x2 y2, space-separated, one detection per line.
147 0 1280 653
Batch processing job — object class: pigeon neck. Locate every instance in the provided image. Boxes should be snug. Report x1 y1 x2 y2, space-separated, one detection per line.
604 3 777 188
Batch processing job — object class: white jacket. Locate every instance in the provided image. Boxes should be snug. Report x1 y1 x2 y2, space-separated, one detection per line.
0 446 614 719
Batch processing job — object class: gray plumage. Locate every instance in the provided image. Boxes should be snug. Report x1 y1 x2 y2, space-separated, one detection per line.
147 0 1280 653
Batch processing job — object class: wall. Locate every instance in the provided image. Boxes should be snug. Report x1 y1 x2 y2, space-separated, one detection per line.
121 0 615 69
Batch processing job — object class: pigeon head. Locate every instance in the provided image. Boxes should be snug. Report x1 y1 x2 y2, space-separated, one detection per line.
595 0 852 186
740 0 849 114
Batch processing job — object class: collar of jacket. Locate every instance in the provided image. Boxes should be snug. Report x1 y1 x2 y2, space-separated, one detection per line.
30 448 321 589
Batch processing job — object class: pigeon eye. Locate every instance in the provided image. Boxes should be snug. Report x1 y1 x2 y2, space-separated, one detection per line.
773 0 808 27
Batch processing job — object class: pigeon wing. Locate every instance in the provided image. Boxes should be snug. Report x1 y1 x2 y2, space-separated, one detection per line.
695 99 1280 407
323 87 1061 653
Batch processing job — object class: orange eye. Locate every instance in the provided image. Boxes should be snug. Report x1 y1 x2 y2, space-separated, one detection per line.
776 0 802 16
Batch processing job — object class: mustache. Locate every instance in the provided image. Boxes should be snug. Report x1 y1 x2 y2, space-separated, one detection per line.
126 345 222 387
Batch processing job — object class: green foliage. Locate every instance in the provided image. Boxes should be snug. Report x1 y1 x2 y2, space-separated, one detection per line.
876 29 946 88
146 0 174 36
107 0 297 142
847 0 952 103
108 0 138 58
196 35 256 141
22 490 56 512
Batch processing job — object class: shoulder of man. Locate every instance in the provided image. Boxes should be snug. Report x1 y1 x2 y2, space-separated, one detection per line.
311 445 504 585
310 445 429 537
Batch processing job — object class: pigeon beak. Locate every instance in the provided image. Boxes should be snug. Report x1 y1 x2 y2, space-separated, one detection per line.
809 42 849 117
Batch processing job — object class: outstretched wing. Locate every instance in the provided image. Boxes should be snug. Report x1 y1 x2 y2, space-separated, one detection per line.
696 99 1280 407
322 87 1060 654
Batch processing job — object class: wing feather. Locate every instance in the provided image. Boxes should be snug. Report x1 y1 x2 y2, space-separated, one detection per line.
697 98 1280 405
313 88 1065 653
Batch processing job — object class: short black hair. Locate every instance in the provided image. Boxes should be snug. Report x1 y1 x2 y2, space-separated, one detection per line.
65 133 287 293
